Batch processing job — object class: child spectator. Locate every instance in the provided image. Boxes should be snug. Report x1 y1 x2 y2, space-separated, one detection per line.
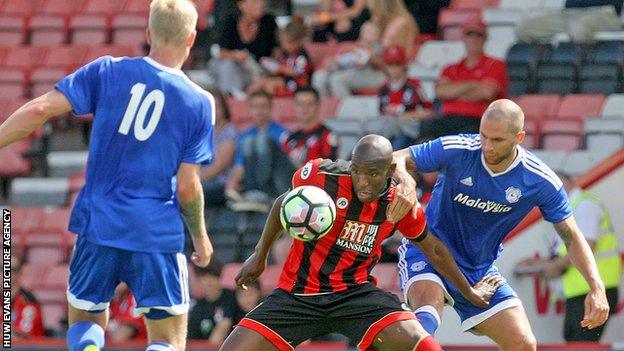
378 45 433 149
248 20 314 97
188 258 238 344
233 281 264 325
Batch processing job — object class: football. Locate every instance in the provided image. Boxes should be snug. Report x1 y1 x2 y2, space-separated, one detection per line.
279 186 336 242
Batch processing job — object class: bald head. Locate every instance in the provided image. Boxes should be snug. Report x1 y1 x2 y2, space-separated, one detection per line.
351 135 393 165
482 99 525 134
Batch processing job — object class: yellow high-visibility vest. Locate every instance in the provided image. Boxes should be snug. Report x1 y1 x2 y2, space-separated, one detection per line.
558 191 622 298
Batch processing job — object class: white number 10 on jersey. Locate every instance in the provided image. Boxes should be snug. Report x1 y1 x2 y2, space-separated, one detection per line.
118 83 165 141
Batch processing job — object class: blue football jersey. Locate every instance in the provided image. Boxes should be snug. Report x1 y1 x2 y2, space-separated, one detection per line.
56 56 215 253
408 134 572 271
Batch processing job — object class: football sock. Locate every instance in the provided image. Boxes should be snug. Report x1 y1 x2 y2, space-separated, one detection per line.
414 335 442 351
146 341 177 351
415 305 440 336
66 321 105 351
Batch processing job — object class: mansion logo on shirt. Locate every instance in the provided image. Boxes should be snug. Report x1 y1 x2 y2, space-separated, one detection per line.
336 220 379 254
453 193 512 213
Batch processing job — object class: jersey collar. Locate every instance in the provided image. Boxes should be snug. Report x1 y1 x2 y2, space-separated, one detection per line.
480 145 523 177
143 57 186 77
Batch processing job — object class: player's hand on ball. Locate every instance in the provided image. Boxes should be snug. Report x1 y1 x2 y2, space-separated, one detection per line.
387 172 416 223
191 235 213 268
469 275 504 308
581 287 609 329
235 252 267 290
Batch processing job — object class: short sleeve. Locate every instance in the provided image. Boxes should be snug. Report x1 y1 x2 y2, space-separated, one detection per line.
482 59 508 97
182 97 215 165
55 56 109 116
408 137 447 172
439 64 455 81
395 203 427 240
539 184 573 224
292 158 324 189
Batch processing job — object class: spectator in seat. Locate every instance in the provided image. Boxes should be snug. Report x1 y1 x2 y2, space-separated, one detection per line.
422 19 508 140
308 0 370 42
378 45 433 150
200 88 237 208
107 283 147 341
312 21 382 97
516 0 622 43
226 90 292 211
248 20 314 97
327 0 419 97
188 258 238 344
11 254 45 338
207 0 278 97
283 87 339 167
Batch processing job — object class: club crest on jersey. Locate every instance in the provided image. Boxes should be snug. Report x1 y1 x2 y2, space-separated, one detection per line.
505 186 522 204
336 197 348 209
336 220 379 254
410 261 427 272
301 162 313 179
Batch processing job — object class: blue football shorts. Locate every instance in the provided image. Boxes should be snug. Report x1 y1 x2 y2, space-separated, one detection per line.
397 240 522 332
67 236 190 318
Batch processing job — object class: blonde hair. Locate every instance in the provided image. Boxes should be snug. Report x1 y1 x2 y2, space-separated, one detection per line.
149 0 197 47
366 0 414 30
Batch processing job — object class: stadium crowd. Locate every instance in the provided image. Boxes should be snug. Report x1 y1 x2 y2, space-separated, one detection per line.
2 0 623 348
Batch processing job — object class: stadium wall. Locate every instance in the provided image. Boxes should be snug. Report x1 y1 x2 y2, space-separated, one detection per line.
434 150 624 346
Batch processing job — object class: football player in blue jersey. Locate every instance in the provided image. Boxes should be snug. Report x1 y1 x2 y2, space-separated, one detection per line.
0 1 214 350
392 99 610 350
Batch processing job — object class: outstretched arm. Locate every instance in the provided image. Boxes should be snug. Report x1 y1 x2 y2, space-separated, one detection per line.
554 216 609 329
414 232 501 308
0 90 72 148
235 192 288 289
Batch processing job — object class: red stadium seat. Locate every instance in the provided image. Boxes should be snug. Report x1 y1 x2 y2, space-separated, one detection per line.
81 0 125 15
516 94 561 120
522 120 540 149
68 171 86 193
0 0 39 15
219 263 243 290
0 139 32 177
41 264 69 290
29 15 68 46
32 288 66 304
111 14 147 46
319 96 341 119
71 14 109 45
82 45 137 64
36 0 82 15
18 263 49 290
451 0 500 9
0 15 27 45
26 245 65 264
541 119 584 150
1 46 46 69
124 0 152 14
438 9 482 40
0 83 25 99
556 94 606 120
10 207 43 233
41 45 88 69
37 207 72 233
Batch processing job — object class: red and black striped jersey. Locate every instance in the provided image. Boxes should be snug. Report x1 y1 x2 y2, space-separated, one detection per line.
277 158 426 295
